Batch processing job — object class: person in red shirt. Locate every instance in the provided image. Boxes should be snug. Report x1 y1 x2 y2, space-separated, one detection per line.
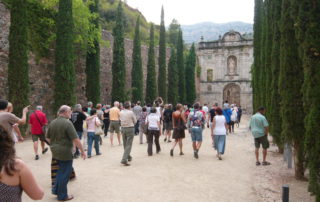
29 106 48 160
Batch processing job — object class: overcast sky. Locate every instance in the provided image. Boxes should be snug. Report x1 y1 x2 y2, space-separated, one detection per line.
126 0 254 26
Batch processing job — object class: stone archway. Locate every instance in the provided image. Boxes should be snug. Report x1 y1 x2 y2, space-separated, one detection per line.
223 83 241 106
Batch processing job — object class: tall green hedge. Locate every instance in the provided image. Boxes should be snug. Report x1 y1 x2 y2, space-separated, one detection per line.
54 0 76 111
111 2 126 103
185 43 196 105
176 29 185 104
86 0 101 105
145 24 157 104
8 0 29 116
167 49 178 105
131 16 143 103
157 6 167 102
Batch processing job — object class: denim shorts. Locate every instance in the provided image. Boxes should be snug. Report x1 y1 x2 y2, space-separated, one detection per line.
190 127 203 142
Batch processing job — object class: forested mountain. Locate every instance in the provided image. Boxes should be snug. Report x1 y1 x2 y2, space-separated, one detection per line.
181 21 253 43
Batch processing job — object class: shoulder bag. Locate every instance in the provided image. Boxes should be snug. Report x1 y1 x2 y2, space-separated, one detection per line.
95 117 104 135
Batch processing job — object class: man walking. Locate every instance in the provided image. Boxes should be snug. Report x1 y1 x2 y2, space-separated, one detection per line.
71 104 87 158
47 105 86 201
132 101 142 135
187 103 205 159
119 101 137 166
29 106 49 160
109 101 122 146
249 106 270 166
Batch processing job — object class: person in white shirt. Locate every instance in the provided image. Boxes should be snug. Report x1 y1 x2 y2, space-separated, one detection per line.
211 107 228 160
146 108 161 156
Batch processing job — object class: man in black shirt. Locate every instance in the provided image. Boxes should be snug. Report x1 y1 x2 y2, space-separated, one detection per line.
71 104 87 158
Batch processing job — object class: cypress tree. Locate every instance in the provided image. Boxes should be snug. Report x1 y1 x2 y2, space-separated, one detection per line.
279 0 305 179
131 16 143 103
8 0 29 116
298 0 320 198
252 0 264 110
269 0 283 152
259 1 267 108
176 29 186 103
145 24 157 104
54 0 76 110
111 2 126 103
167 49 178 105
85 0 100 105
185 43 196 105
157 6 167 102
167 19 181 47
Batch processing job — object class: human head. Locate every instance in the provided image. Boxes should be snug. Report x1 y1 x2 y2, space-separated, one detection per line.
58 105 72 119
82 106 88 113
215 107 223 115
150 107 157 113
7 102 13 113
0 126 16 176
75 104 82 111
88 101 93 108
193 102 200 110
36 105 43 111
168 104 172 110
124 101 131 109
176 103 183 111
258 106 265 114
90 108 97 116
215 103 218 107
114 101 119 107
142 107 147 112
0 99 8 110
96 103 102 110
136 101 141 106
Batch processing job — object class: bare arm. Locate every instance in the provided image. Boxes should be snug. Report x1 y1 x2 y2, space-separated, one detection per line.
211 118 216 136
17 106 29 125
264 126 269 136
18 160 44 200
73 138 86 159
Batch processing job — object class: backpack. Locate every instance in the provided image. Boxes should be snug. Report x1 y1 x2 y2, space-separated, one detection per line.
190 110 203 127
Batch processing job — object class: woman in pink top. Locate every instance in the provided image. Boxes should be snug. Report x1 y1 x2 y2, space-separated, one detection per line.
86 109 102 158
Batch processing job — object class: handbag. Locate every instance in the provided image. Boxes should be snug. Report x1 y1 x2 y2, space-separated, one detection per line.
95 118 104 135
177 115 187 130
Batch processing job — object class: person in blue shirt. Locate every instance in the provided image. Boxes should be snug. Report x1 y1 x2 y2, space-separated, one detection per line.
222 106 232 134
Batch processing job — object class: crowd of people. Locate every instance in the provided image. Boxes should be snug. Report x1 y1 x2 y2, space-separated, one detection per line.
0 97 271 201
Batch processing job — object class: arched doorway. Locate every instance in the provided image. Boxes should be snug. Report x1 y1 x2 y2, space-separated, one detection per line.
223 83 240 106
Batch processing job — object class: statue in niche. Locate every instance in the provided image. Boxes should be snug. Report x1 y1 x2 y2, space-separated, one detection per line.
228 56 237 75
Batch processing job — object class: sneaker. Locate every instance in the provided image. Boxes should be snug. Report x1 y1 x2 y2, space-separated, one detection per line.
128 156 132 162
121 161 130 166
170 149 174 157
194 150 199 159
42 147 48 154
35 155 39 160
96 153 102 156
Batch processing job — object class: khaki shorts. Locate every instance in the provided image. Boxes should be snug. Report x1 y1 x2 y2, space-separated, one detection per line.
32 134 46 142
254 135 269 149
109 121 120 133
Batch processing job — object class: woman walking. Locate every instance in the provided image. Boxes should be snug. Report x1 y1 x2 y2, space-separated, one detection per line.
138 107 148 144
86 109 102 158
170 104 186 156
211 107 228 160
146 108 161 156
0 126 44 201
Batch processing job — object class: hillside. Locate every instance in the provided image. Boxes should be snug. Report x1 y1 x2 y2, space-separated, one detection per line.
181 21 253 43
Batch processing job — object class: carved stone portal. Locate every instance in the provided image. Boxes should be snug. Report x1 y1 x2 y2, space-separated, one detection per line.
223 83 240 106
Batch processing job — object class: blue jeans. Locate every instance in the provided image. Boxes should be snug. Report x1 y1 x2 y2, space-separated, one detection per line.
87 132 100 156
190 127 203 142
75 131 83 156
52 160 73 200
214 135 226 154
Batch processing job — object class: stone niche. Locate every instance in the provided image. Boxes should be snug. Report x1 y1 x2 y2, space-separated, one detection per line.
0 2 171 119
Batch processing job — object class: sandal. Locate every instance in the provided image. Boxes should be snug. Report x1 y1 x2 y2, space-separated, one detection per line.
256 161 261 166
262 161 271 166
59 195 74 201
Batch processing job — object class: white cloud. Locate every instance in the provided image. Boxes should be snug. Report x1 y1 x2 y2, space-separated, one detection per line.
126 0 254 25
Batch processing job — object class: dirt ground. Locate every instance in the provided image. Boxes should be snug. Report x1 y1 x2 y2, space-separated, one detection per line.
17 115 314 202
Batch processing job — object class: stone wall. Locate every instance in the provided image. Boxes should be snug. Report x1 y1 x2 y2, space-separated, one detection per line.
0 2 170 119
